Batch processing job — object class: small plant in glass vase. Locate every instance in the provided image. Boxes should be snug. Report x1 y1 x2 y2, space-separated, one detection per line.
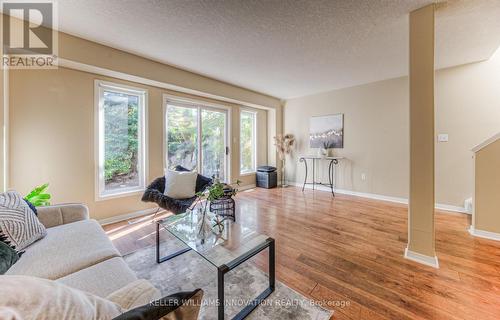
273 134 295 187
320 141 329 157
193 178 241 236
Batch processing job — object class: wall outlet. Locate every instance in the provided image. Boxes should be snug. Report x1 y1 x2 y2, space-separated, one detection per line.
438 134 449 142
361 173 366 181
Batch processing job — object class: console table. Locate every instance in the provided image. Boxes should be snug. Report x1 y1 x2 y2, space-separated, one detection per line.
299 156 344 196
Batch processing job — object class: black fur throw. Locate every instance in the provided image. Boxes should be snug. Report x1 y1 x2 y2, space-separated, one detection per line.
0 231 23 274
0 231 23 257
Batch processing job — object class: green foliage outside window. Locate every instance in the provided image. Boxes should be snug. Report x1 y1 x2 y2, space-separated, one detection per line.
103 91 139 185
167 106 226 180
240 111 255 173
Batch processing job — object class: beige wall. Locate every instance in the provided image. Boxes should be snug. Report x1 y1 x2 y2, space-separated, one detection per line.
9 67 271 221
9 69 160 221
435 53 500 206
284 48 500 208
284 78 409 198
3 20 280 221
474 139 500 233
57 32 280 110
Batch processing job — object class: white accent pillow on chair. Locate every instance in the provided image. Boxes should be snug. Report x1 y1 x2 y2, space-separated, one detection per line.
164 170 197 199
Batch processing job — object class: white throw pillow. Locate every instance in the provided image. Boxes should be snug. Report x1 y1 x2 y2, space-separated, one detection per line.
164 170 197 199
0 275 123 320
0 191 46 251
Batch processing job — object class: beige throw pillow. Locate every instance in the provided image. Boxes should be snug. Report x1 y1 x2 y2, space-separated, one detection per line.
164 170 197 199
0 275 123 320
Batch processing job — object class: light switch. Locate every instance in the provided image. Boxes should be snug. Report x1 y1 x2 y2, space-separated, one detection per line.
438 134 449 142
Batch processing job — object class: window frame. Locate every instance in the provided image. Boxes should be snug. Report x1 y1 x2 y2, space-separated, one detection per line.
239 109 257 175
163 94 231 183
94 80 148 201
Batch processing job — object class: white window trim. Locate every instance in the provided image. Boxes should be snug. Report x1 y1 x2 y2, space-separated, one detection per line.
162 94 231 183
94 80 148 201
240 109 257 175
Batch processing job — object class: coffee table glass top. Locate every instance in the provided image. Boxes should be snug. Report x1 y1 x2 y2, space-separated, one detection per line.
158 209 270 268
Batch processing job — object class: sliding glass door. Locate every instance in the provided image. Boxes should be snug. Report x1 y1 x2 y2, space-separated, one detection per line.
166 101 228 182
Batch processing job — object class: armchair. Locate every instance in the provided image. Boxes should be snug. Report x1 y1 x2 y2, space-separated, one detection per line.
141 166 212 214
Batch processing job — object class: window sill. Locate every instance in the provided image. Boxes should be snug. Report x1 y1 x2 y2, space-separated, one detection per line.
239 172 256 177
96 188 145 202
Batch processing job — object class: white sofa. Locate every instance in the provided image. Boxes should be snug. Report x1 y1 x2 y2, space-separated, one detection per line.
6 203 158 300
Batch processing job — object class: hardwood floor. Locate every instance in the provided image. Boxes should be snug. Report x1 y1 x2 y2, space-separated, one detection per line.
103 187 500 320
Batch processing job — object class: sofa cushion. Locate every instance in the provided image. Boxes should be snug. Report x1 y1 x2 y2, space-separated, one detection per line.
6 219 120 279
57 257 138 298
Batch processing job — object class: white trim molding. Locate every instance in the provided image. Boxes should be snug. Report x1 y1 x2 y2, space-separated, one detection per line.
237 183 257 192
471 132 500 153
468 226 500 241
435 203 469 214
404 247 439 268
291 182 469 214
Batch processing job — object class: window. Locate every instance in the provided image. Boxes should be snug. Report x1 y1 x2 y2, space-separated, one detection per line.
240 110 257 174
165 99 228 181
96 81 147 199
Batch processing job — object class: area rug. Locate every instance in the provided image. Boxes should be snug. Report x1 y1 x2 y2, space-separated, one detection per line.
124 235 332 320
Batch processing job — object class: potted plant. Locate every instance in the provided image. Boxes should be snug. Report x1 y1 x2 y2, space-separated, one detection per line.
273 134 295 187
24 183 51 206
193 178 241 235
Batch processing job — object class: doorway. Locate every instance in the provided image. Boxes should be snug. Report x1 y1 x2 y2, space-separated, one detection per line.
165 100 229 182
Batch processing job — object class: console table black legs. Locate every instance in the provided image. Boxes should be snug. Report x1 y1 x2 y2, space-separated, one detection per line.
299 156 340 197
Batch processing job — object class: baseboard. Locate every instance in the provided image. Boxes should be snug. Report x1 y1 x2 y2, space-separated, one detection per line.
404 247 439 268
435 203 469 214
468 226 500 241
99 207 158 226
290 182 469 214
238 183 256 191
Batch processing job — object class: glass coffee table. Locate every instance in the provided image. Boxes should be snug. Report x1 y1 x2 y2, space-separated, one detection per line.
155 210 275 320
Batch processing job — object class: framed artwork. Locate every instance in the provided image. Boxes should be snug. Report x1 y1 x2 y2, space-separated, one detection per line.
309 113 344 148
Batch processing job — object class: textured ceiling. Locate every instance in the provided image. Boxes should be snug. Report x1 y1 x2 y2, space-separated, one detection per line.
31 1 500 98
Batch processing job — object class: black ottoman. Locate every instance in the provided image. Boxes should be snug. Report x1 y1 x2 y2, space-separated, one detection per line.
256 166 277 189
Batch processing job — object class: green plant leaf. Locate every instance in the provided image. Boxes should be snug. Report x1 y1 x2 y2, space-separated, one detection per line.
25 183 51 207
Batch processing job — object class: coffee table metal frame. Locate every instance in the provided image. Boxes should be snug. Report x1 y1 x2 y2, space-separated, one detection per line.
155 220 275 320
